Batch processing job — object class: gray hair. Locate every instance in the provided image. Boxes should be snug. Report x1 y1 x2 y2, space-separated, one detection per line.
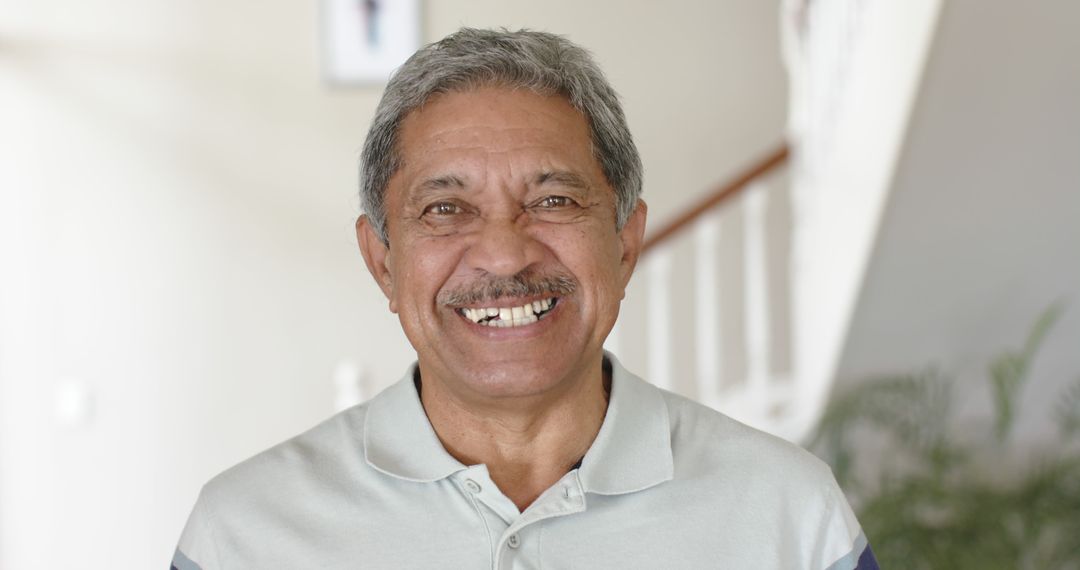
359 27 643 243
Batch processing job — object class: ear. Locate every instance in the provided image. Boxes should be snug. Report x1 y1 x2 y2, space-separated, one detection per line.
616 199 648 289
355 215 398 313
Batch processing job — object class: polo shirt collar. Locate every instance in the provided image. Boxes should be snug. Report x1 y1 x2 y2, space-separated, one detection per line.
578 352 675 495
363 364 466 482
363 353 675 494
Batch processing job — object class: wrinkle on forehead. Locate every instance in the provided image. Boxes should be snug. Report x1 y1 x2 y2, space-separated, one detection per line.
401 127 589 179
399 88 591 150
414 127 588 157
390 87 609 208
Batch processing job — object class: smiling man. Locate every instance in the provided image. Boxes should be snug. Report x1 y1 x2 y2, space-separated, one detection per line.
173 28 877 570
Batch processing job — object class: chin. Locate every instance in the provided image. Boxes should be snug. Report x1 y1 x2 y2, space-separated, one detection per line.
467 367 563 398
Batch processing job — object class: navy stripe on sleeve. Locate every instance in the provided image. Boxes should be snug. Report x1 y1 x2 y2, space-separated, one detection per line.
855 544 880 570
171 549 202 570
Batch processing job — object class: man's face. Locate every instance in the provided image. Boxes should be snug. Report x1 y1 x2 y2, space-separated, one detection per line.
357 87 646 402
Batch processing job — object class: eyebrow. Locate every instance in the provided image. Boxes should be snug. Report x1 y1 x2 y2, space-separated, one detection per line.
404 174 468 207
416 174 467 193
536 170 591 190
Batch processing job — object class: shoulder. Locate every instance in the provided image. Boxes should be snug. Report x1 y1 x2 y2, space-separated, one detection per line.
176 404 374 567
200 403 372 515
659 389 836 492
603 353 837 493
655 389 866 566
208 403 371 491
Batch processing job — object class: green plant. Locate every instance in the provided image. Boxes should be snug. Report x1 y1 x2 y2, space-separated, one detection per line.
810 305 1080 569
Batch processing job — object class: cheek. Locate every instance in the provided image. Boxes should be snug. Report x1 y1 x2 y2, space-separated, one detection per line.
546 227 624 289
391 237 468 309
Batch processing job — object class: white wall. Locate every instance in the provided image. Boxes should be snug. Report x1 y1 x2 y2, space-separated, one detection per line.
834 0 1080 448
0 1 785 567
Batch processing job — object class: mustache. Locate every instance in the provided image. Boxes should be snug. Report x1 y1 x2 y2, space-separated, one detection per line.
438 269 577 306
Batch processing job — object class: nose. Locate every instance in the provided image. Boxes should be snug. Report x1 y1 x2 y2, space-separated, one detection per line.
463 214 545 278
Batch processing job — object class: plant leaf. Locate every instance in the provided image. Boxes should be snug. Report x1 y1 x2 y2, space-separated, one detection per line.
1057 376 1080 438
989 303 1062 442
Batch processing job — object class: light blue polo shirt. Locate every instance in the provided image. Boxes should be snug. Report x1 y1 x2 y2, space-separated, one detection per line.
173 354 876 569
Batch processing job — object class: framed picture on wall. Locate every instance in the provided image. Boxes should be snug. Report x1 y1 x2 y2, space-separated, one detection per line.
321 0 421 85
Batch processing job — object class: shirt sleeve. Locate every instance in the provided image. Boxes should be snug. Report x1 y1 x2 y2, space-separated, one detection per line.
814 476 878 570
172 489 223 570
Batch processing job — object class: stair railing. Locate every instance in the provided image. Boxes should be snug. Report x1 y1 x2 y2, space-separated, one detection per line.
610 143 800 439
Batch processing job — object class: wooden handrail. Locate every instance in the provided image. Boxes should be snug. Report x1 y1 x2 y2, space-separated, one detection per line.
642 143 790 252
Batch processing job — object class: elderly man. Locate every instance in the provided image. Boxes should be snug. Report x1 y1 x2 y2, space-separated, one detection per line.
173 28 876 570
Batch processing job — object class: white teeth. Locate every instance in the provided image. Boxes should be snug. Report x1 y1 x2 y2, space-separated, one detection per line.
459 298 557 327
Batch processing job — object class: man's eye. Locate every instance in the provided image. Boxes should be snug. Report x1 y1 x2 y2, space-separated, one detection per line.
536 196 574 209
423 202 462 216
528 195 588 224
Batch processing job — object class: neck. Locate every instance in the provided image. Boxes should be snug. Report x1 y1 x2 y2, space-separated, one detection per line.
418 360 610 512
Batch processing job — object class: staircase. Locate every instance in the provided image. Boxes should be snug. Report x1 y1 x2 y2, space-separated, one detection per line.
610 0 944 443
605 145 798 438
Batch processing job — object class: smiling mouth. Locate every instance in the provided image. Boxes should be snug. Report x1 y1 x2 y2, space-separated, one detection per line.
457 298 559 328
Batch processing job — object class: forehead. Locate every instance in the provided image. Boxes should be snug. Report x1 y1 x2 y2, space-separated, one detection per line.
394 87 598 174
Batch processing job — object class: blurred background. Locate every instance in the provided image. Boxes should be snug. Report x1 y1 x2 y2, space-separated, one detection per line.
0 0 1077 568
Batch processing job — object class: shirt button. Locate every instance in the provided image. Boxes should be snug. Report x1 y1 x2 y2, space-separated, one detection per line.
507 534 521 549
464 479 481 494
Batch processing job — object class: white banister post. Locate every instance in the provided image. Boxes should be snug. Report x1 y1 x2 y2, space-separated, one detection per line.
743 183 771 397
646 248 673 391
694 212 722 407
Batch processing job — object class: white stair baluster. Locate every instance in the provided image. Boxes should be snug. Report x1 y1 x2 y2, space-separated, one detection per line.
694 212 723 407
743 183 771 405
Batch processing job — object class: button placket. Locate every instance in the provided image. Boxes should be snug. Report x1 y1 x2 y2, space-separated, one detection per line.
494 473 586 569
456 470 506 567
